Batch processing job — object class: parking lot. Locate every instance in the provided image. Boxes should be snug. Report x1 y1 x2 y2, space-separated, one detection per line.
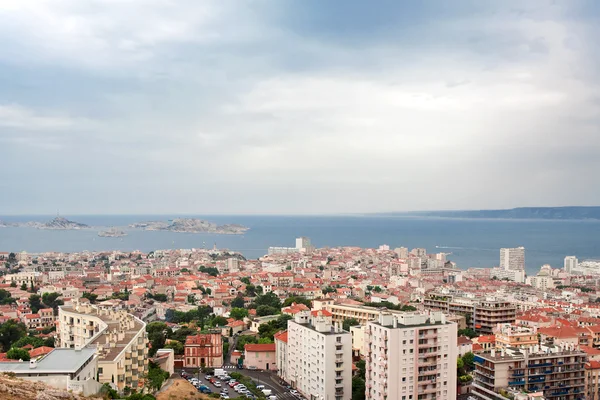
179 369 304 399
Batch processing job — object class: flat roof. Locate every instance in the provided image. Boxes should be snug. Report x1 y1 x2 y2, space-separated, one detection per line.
0 348 96 374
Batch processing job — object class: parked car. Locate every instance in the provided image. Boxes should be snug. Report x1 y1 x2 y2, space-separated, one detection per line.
214 382 222 387
205 375 212 380
220 396 229 399
256 385 265 390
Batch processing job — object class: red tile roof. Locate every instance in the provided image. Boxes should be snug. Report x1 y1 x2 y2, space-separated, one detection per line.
244 344 276 352
274 330 288 343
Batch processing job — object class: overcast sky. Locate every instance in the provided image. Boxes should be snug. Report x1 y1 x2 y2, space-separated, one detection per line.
1 0 599 215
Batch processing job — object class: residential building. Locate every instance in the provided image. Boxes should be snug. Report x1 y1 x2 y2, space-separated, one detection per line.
490 267 526 283
296 237 312 252
244 343 276 370
57 298 149 391
184 331 223 368
424 295 517 334
565 256 578 274
495 324 538 350
586 360 600 400
287 310 352 400
500 247 525 271
365 311 458 400
2 271 43 287
350 325 366 357
472 344 586 400
0 348 100 396
458 336 473 357
274 330 288 381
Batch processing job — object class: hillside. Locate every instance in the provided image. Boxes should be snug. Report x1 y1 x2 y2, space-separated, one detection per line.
0 373 99 400
394 206 600 220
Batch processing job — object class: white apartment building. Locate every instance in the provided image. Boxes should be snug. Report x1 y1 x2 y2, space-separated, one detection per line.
58 298 149 391
490 267 526 283
287 311 352 400
2 271 43 287
365 311 458 400
564 256 578 273
500 247 525 271
296 237 312 252
274 330 288 382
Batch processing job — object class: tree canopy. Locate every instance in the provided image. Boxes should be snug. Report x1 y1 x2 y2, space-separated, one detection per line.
282 296 312 308
342 318 360 331
0 320 27 351
230 308 248 321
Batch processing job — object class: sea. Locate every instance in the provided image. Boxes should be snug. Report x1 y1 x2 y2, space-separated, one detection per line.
0 214 599 275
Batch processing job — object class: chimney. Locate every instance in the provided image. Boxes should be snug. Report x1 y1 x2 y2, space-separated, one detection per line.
29 359 37 369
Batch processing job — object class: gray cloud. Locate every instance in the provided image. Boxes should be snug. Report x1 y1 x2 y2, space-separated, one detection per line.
0 0 599 214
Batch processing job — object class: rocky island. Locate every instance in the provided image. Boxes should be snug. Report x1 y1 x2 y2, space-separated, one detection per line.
98 228 128 237
130 218 249 234
3 217 90 230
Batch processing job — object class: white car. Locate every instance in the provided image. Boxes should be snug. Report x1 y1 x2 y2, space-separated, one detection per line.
214 382 222 387
256 385 265 390
238 389 249 395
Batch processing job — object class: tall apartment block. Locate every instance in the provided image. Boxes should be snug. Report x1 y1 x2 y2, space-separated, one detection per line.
365 311 458 400
472 344 586 400
564 256 578 274
58 298 149 391
424 295 516 334
500 247 525 271
287 310 352 400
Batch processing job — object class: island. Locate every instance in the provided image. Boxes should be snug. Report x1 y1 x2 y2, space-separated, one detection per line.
129 218 249 234
13 217 90 230
98 228 128 238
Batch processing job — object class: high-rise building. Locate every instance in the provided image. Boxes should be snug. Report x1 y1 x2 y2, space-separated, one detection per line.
472 344 586 400
287 310 352 400
500 247 525 271
365 311 458 400
295 237 312 252
226 257 240 273
565 256 578 274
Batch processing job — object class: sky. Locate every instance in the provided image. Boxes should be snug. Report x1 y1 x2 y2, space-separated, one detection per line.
0 0 599 215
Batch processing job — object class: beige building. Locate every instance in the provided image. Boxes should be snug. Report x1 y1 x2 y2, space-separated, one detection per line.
424 295 516 334
500 247 525 271
274 330 288 382
495 324 538 350
472 344 586 400
287 310 352 400
365 311 458 400
586 361 600 400
58 298 149 392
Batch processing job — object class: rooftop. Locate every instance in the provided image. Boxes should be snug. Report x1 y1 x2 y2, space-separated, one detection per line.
0 348 96 374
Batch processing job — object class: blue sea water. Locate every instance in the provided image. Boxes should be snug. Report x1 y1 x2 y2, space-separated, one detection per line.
0 215 599 275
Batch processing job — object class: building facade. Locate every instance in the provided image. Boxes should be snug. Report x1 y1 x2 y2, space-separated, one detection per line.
365 311 458 400
565 256 578 274
57 298 149 391
244 343 276 370
287 311 352 400
274 330 288 381
183 332 223 368
472 344 586 400
500 247 525 271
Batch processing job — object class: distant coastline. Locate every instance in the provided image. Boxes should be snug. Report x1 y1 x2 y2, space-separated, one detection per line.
380 206 600 221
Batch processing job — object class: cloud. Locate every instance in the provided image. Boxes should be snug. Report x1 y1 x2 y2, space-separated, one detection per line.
0 1 598 214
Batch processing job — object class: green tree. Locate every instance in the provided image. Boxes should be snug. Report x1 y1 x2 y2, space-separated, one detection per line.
0 320 27 351
250 292 282 309
462 352 475 370
352 377 366 400
356 360 366 380
258 337 273 344
256 285 263 295
12 336 45 349
458 328 478 339
20 283 27 291
211 316 228 327
342 318 360 331
256 305 279 317
164 340 184 355
373 286 382 293
282 296 312 308
145 361 169 392
41 292 63 315
7 347 30 361
9 281 17 288
231 296 245 308
240 277 251 285
82 292 98 304
198 266 219 277
0 289 15 305
230 308 248 321
322 286 335 294
245 284 256 297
